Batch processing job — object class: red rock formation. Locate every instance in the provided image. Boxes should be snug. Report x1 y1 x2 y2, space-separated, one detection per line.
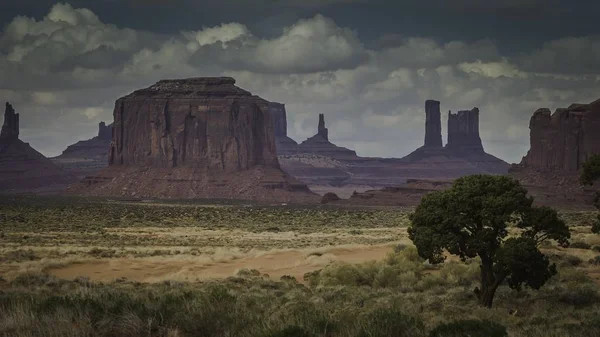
424 100 442 148
97 121 112 141
52 121 113 180
269 102 298 155
516 99 600 172
0 102 19 140
0 102 75 192
72 77 317 202
446 108 483 153
297 114 357 159
317 113 329 140
108 77 279 171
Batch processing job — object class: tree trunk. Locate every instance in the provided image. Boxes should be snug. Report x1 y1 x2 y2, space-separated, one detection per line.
476 258 501 308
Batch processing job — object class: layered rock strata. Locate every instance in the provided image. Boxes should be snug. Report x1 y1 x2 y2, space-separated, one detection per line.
72 77 317 202
509 98 600 208
515 99 600 172
446 108 484 154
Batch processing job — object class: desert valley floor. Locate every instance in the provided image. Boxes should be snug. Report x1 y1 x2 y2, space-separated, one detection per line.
1 195 600 336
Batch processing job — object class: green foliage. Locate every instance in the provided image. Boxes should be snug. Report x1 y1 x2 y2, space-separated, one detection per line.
356 307 425 337
408 175 570 307
570 241 592 249
592 214 600 234
580 154 600 186
269 326 314 337
588 256 600 266
429 319 508 337
495 238 556 291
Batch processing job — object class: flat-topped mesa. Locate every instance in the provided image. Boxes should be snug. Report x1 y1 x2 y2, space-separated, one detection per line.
97 122 112 141
517 98 600 172
318 113 329 140
108 77 279 172
446 108 483 153
424 100 442 148
128 77 252 98
1 102 19 140
269 102 299 155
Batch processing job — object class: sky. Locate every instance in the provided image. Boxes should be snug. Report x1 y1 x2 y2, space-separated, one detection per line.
1 0 599 163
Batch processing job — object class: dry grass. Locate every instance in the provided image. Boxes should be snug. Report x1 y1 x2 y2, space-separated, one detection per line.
1 195 600 336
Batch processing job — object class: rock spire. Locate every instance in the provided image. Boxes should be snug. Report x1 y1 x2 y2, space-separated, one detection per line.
1 102 19 140
424 100 442 148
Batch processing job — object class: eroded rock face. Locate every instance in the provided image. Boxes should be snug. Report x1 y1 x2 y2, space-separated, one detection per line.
424 100 442 148
269 102 298 155
72 77 317 202
109 77 279 171
446 108 483 153
0 103 75 192
52 121 113 180
516 99 600 172
0 102 19 140
98 122 112 141
297 114 357 159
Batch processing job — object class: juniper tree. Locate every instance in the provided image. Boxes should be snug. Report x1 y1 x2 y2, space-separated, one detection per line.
408 175 570 308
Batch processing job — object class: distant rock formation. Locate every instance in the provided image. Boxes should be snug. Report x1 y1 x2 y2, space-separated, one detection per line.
320 192 341 204
0 102 75 193
71 77 317 202
424 100 442 148
52 121 113 180
403 100 508 174
0 102 19 140
508 98 600 208
446 108 483 154
297 114 357 159
327 179 453 207
97 121 112 141
317 113 329 140
269 102 298 155
515 99 600 172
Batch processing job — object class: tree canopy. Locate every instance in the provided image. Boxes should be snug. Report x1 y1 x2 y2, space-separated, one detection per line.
408 175 570 308
580 154 600 233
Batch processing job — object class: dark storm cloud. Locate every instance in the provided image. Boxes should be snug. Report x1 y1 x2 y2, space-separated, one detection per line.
0 1 599 162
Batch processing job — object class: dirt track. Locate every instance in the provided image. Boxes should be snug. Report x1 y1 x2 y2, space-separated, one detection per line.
49 244 396 283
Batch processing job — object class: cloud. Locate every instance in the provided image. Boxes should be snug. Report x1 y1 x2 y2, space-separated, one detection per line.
1 3 600 163
517 37 600 75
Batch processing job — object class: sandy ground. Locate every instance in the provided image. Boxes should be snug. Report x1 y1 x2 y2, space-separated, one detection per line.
48 244 397 283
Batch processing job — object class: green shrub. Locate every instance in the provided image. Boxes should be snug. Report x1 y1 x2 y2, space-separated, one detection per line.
356 307 425 337
592 245 600 253
269 326 314 337
561 255 583 267
589 256 600 266
557 286 600 308
570 241 592 249
428 319 508 337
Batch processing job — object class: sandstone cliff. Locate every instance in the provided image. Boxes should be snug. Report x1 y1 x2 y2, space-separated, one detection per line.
0 102 75 192
515 98 600 172
269 102 298 155
72 77 317 203
508 98 600 208
446 108 484 154
424 100 442 148
403 101 507 176
52 122 113 180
